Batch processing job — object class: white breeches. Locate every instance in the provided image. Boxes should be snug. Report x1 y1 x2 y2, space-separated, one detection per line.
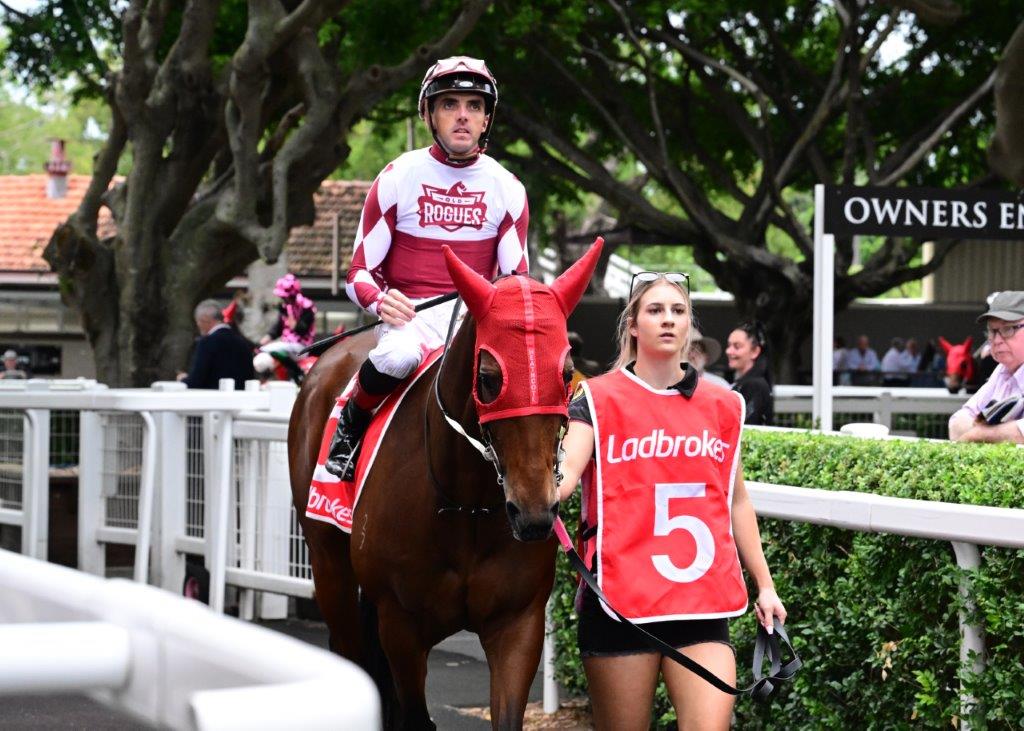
368 298 464 379
260 340 305 357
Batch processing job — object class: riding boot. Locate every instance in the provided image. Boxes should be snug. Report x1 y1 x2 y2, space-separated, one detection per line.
324 398 373 481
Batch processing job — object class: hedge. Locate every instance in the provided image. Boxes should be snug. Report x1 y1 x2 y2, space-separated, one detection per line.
550 430 1024 729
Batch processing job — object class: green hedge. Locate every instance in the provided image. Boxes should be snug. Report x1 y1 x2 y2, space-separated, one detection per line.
550 431 1024 729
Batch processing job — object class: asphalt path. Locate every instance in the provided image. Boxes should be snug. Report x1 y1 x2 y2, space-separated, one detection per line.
0 621 542 729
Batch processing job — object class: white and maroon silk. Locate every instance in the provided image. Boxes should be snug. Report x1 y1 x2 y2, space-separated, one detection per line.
580 369 748 622
346 144 529 315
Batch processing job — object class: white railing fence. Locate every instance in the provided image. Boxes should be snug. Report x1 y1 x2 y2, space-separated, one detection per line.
0 379 1008 727
0 548 379 730
774 384 968 438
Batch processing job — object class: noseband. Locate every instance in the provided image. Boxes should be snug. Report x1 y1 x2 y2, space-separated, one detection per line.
425 297 566 516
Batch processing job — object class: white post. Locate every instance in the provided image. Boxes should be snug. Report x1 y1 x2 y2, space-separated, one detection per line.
77 411 105 576
22 409 50 560
951 541 985 731
207 410 234 613
542 599 559 714
258 381 296 619
812 184 835 432
238 438 259 620
132 412 158 584
155 411 188 593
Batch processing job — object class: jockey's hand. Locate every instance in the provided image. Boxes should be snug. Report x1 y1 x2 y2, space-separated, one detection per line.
378 290 416 327
754 586 787 634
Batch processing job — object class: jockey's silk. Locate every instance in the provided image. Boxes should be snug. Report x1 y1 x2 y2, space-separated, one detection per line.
278 294 316 346
580 368 748 622
346 145 529 316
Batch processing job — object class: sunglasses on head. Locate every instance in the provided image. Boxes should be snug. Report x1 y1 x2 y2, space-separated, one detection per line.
628 271 690 299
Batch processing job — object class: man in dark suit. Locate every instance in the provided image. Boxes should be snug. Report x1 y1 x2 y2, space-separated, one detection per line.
178 300 255 389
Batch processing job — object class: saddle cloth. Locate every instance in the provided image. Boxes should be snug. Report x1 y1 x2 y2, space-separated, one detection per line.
305 348 443 533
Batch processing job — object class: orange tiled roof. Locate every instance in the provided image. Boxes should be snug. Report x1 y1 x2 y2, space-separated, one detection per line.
0 174 118 273
0 173 369 277
285 179 371 278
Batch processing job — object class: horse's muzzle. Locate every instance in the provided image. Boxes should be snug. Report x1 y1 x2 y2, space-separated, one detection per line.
506 500 558 542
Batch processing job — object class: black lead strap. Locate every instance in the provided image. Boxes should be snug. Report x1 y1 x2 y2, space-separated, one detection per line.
553 518 801 702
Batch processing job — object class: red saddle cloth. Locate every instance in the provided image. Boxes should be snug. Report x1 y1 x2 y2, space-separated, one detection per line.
306 348 443 533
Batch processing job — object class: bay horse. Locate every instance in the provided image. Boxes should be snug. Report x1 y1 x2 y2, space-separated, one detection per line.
288 241 602 729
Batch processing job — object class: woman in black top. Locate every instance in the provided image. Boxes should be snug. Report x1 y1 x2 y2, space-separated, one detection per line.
726 320 774 425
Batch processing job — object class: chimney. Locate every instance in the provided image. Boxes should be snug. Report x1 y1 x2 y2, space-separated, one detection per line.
44 139 71 199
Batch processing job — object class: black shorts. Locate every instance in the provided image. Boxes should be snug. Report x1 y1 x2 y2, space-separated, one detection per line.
577 585 733 658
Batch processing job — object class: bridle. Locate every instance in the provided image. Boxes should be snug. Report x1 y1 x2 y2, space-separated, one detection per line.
424 296 566 516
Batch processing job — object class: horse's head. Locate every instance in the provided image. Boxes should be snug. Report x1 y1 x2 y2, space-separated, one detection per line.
939 336 975 393
443 239 603 542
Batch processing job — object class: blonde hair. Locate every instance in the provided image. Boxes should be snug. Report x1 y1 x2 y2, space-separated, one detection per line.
613 277 692 369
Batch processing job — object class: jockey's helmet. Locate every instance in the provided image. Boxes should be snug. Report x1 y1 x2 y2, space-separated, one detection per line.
274 273 303 299
418 56 498 155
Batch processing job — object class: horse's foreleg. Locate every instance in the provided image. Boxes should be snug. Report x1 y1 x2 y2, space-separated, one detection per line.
377 598 435 731
479 602 547 731
304 523 362 658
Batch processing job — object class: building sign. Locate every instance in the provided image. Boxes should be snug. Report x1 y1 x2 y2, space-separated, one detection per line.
822 185 1024 240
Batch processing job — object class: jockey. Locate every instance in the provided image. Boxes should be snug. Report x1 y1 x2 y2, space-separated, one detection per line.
324 56 529 479
260 273 317 356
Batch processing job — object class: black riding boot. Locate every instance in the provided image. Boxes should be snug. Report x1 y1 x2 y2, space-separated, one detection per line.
324 398 373 481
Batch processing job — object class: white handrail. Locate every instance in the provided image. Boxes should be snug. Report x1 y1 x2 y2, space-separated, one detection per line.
0 549 379 730
747 482 1024 548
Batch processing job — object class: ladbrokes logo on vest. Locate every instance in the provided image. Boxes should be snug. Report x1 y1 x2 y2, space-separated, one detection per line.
606 428 729 464
418 182 487 231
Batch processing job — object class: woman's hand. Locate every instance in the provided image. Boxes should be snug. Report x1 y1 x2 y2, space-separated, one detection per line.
754 586 786 634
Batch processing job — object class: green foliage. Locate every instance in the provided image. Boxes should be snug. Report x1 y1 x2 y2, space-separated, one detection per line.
0 86 116 175
551 431 1024 729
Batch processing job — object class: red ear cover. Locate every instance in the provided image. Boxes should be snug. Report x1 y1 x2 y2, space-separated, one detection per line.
550 237 604 316
443 245 496 319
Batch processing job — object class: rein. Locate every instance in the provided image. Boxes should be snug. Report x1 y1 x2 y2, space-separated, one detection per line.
424 297 505 516
552 517 802 701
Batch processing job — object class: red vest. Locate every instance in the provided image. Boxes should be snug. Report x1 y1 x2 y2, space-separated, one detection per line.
580 368 748 622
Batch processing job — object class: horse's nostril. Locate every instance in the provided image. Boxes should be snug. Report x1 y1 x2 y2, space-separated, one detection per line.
549 501 559 518
505 501 521 524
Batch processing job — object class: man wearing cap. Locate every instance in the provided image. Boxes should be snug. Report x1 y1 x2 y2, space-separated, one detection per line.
688 330 730 389
0 349 27 379
949 291 1024 443
324 56 530 480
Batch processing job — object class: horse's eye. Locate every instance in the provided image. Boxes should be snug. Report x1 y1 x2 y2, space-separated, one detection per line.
477 371 501 404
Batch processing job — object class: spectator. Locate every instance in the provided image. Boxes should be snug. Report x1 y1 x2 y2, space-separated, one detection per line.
178 300 255 390
0 349 27 380
949 291 1024 443
726 320 774 425
846 334 881 372
880 337 906 373
833 336 849 371
688 329 730 389
903 338 922 372
833 336 851 385
881 337 911 386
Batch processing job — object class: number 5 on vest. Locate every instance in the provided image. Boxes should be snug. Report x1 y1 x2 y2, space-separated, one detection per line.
652 483 716 583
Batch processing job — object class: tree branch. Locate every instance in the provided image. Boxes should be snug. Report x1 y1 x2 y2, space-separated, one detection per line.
877 69 997 185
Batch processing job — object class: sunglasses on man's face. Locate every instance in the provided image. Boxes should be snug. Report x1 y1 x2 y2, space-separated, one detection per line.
628 271 690 299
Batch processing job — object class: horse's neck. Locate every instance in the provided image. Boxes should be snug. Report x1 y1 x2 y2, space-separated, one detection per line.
434 316 479 438
427 317 490 489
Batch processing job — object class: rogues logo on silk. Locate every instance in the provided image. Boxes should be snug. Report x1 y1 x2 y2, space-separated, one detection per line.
606 428 729 464
418 182 487 231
